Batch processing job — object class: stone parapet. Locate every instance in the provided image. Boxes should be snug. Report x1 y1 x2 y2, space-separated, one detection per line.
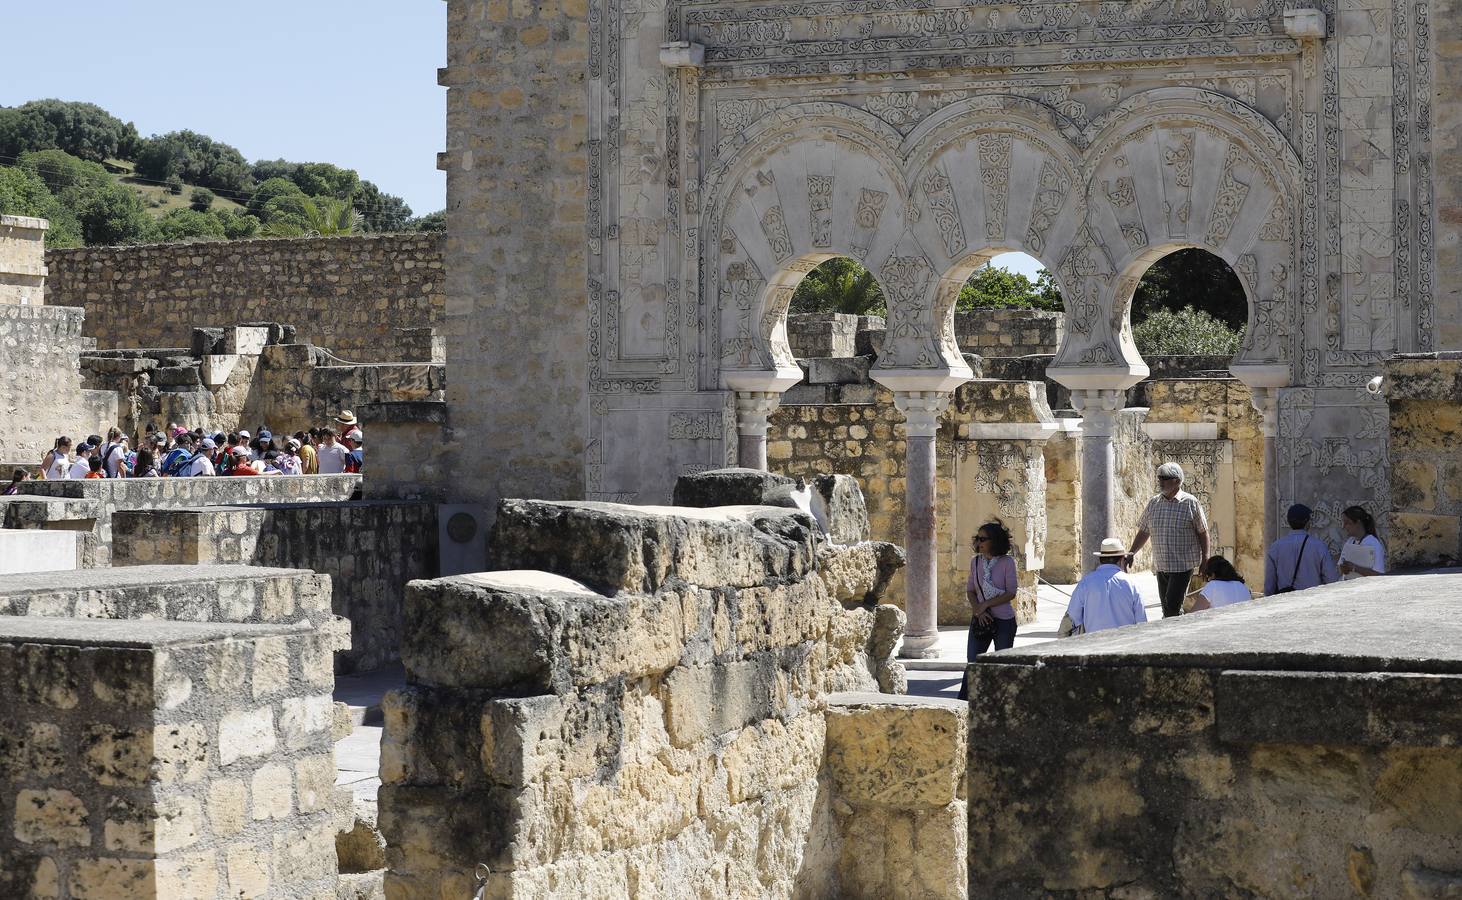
9 474 362 567
111 503 438 672
0 615 341 899
379 501 910 898
0 214 48 307
967 576 1462 896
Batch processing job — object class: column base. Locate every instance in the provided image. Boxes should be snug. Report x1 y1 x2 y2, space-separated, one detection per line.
898 631 940 659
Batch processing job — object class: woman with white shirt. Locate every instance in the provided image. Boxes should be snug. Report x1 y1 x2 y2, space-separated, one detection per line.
1338 505 1386 578
1189 556 1252 611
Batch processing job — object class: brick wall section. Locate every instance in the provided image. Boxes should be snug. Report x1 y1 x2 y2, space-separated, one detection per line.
113 503 439 673
43 234 445 362
6 474 362 567
0 615 340 899
1387 354 1462 566
441 0 589 507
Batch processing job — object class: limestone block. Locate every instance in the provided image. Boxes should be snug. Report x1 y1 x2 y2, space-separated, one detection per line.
816 542 906 606
488 499 817 594
836 801 968 900
824 693 968 808
671 467 796 507
807 356 873 385
1389 512 1462 567
662 659 777 747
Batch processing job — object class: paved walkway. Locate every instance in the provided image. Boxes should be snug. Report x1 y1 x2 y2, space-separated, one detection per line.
905 572 1163 700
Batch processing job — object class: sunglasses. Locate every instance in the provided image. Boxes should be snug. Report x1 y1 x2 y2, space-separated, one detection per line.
975 535 989 543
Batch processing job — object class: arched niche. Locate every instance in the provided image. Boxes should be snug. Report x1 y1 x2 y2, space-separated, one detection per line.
702 102 908 390
1060 88 1302 380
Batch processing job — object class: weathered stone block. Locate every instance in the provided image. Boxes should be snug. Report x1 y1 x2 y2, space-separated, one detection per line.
663 659 777 747
488 500 817 594
825 693 967 808
812 473 871 544
671 467 796 508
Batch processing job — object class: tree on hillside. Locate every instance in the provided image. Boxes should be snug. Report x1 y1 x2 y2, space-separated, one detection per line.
0 100 139 162
789 257 886 316
189 187 215 211
247 177 307 220
1132 248 1248 329
410 209 446 233
0 166 84 246
291 162 359 200
135 130 254 194
17 149 110 194
355 179 413 232
74 179 152 245
152 208 226 242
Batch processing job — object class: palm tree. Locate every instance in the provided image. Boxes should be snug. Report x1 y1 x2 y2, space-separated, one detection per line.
261 195 363 237
789 257 886 315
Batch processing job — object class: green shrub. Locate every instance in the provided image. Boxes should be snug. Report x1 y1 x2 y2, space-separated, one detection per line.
1132 306 1243 357
189 187 215 211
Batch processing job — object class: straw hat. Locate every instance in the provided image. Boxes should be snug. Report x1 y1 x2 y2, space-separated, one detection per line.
1092 537 1129 556
334 410 358 426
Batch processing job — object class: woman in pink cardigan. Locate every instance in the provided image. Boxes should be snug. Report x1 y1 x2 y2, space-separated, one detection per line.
957 520 1019 700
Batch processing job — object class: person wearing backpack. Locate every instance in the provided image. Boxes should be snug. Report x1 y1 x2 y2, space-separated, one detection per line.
160 433 196 477
100 428 130 478
1263 504 1339 595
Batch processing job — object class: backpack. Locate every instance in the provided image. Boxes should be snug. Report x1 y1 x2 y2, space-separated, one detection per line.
99 442 120 477
161 449 195 477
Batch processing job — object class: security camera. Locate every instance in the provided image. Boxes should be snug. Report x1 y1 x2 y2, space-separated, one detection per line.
1365 375 1384 396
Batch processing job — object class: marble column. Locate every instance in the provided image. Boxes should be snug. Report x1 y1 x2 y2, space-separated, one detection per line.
735 391 781 471
1249 387 1280 550
893 390 951 658
1070 388 1124 569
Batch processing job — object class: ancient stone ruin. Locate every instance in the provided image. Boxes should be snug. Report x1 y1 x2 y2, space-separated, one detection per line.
5 0 1462 894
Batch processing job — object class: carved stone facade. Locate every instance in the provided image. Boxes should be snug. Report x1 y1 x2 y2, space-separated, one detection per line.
460 0 1437 541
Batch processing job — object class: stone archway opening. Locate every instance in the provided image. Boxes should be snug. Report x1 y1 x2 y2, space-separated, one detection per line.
1120 245 1268 586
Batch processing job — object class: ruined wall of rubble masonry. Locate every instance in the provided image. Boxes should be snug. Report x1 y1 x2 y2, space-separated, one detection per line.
0 304 117 465
380 500 964 898
951 309 1063 359
0 615 342 899
7 474 361 567
442 0 589 509
1387 354 1462 567
112 503 438 673
43 234 444 362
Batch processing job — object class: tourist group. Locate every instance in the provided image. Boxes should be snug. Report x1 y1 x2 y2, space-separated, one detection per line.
958 461 1385 698
6 411 365 492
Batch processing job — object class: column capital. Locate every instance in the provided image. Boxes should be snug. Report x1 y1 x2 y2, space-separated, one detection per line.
1248 386 1280 437
1070 388 1124 435
734 390 781 437
893 391 951 438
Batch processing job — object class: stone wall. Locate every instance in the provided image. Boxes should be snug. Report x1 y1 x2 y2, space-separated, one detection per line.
952 309 1063 359
0 304 118 465
379 500 963 898
44 234 445 362
112 502 439 673
968 576 1462 897
0 608 343 897
5 474 361 567
442 0 588 509
1387 353 1462 567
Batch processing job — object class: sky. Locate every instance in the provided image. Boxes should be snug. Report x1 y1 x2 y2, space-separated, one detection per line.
1 1 448 216
990 252 1044 280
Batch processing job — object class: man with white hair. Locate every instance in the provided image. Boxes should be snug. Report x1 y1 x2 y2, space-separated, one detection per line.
1127 461 1210 618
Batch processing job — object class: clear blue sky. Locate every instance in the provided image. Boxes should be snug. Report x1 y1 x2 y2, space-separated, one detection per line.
1 1 447 216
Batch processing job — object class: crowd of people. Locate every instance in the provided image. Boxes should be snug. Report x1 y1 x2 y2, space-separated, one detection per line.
5 411 365 494
957 461 1386 694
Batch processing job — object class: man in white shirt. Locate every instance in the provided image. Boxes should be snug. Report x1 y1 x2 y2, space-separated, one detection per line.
68 444 95 480
183 438 216 477
1064 538 1149 635
315 428 350 475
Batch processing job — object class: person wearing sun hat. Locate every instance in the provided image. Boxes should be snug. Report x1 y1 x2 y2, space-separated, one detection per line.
1061 537 1149 636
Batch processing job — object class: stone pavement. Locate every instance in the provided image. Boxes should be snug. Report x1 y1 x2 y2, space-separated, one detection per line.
905 572 1163 700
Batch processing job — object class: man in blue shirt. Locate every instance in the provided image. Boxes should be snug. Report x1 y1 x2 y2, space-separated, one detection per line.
1264 503 1340 595
1064 537 1149 635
